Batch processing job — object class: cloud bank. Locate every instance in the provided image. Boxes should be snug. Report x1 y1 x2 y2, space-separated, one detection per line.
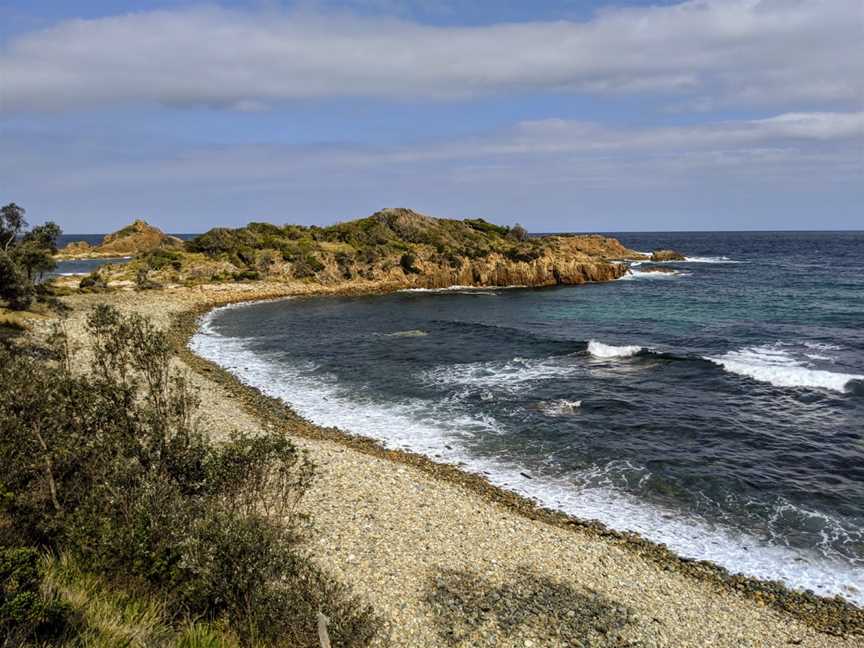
1 0 862 112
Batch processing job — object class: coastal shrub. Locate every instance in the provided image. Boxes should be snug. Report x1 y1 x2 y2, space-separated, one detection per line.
505 245 543 263
400 253 420 274
292 253 324 278
186 228 258 257
0 251 34 310
464 218 509 237
78 272 108 292
143 248 183 271
0 546 72 645
0 306 380 647
232 269 260 282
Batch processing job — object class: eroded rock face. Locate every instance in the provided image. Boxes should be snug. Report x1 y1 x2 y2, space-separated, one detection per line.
651 249 686 262
59 220 184 258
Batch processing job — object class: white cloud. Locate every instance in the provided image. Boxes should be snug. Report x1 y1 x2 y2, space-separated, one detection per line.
1 0 861 112
8 111 858 188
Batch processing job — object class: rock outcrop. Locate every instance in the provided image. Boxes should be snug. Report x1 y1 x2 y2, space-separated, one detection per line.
58 220 183 259
651 249 686 262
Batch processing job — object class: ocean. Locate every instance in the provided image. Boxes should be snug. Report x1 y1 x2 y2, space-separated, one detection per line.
190 231 864 604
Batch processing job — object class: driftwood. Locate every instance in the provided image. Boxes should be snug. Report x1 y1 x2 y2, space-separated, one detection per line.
317 611 332 648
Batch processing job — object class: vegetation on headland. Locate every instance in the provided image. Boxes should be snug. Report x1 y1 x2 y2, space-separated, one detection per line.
0 305 379 647
58 208 642 292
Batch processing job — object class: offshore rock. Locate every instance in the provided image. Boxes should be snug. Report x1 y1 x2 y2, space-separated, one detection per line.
651 249 686 262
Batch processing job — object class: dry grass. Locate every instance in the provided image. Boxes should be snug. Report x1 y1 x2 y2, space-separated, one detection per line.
39 553 243 648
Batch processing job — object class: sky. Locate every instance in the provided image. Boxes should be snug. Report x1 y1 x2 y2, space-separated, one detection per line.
1 0 862 233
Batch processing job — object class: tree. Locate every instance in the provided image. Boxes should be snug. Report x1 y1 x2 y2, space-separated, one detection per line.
1 203 27 251
16 222 61 281
0 252 33 310
508 223 529 242
0 204 62 310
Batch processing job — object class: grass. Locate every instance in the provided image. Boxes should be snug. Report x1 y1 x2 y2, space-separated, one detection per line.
39 553 243 648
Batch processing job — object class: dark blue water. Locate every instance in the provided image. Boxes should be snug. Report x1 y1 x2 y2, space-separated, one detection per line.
51 233 198 276
192 232 864 604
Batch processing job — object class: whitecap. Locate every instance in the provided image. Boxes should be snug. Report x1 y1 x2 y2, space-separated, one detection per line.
587 340 643 358
683 255 740 263
619 269 689 281
423 355 580 392
537 399 582 416
400 285 522 294
706 345 863 393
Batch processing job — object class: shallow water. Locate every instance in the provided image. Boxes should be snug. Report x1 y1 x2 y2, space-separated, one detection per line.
191 231 864 605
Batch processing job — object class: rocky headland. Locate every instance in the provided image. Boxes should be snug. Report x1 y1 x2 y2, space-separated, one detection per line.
59 208 651 292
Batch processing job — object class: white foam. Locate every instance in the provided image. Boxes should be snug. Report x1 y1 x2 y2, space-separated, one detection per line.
619 269 689 281
423 355 581 393
683 255 740 264
400 285 522 295
537 399 582 416
588 340 643 358
707 345 863 393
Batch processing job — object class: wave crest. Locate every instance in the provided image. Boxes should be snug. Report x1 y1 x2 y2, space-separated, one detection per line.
707 345 863 393
587 340 643 358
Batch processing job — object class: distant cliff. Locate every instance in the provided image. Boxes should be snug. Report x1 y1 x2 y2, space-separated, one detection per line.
58 219 184 259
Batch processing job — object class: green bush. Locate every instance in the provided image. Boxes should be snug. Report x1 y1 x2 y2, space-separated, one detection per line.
0 306 379 647
505 245 543 263
292 254 324 279
0 252 34 310
231 270 260 282
78 272 108 291
400 253 420 274
1 547 71 645
464 218 509 237
143 248 183 271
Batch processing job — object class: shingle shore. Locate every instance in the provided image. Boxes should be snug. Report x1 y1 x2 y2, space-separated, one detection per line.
44 283 862 647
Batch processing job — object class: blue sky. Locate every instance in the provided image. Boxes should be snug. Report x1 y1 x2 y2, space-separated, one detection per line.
1 0 862 233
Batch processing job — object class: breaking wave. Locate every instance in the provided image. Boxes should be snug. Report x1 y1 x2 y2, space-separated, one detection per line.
707 345 863 394
587 340 644 358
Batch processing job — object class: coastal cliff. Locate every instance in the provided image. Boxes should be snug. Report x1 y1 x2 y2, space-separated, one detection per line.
83 208 643 290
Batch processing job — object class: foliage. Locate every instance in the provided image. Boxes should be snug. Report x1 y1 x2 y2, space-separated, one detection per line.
0 306 379 647
400 253 420 274
142 248 183 271
78 272 108 292
0 547 71 646
0 203 62 311
173 208 543 284
0 204 27 252
508 223 529 242
464 218 510 237
0 252 34 310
